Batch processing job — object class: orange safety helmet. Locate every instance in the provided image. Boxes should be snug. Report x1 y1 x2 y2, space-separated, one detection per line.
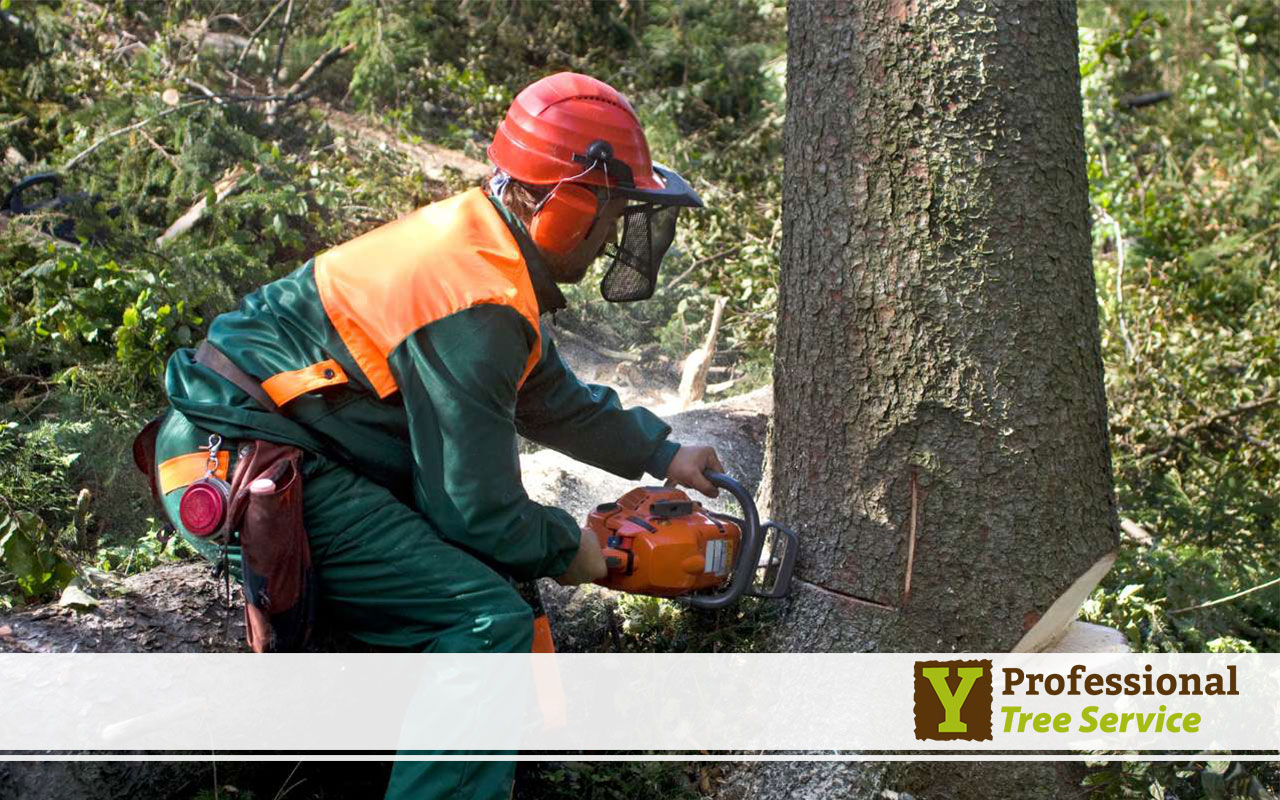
488 72 702 302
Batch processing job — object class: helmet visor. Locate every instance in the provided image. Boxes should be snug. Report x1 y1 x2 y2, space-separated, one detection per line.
600 204 681 302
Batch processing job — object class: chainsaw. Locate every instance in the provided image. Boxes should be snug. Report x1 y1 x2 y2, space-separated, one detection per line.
586 471 798 608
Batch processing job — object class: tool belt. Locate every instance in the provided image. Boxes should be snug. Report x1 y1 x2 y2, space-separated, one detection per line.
132 342 316 653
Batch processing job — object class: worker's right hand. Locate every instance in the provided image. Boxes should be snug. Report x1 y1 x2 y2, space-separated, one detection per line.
555 528 608 586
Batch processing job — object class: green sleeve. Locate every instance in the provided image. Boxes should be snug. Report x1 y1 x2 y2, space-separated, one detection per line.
388 305 581 581
516 322 680 480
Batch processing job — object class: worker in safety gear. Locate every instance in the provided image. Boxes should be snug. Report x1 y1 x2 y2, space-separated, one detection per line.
148 72 721 798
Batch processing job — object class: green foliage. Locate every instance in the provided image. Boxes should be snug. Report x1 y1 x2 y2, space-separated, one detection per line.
0 417 138 604
515 761 703 800
0 0 783 609
95 519 194 575
0 419 83 527
614 593 776 653
0 509 75 604
1083 759 1280 800
1081 0 1280 653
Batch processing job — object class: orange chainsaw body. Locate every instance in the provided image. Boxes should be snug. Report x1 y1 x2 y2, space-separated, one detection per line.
587 486 739 597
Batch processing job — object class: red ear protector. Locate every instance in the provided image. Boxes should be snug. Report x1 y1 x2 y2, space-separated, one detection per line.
527 139 619 256
528 182 600 256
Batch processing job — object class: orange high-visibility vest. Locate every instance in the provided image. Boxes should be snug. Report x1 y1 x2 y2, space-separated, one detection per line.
314 188 543 399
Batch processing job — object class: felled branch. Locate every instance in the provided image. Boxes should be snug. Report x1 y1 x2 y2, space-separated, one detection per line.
137 127 179 168
267 42 355 124
1119 90 1172 109
1170 574 1280 614
1119 517 1153 546
155 165 252 248
666 246 740 290
183 77 224 105
62 101 204 171
264 0 295 124
233 0 290 69
286 43 356 98
268 0 293 90
1139 393 1278 459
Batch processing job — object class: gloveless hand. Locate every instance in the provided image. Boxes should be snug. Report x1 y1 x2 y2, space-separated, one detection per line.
555 527 608 586
664 444 724 498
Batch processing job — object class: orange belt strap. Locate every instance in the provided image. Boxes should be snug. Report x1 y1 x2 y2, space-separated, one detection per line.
158 450 230 495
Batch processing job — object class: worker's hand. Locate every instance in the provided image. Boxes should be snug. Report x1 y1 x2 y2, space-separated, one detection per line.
665 444 724 498
555 528 608 586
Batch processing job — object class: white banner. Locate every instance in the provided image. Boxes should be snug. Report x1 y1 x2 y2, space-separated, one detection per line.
1 653 1275 752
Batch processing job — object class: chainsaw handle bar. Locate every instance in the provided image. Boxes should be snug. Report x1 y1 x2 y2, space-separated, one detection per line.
5 173 61 215
685 471 762 610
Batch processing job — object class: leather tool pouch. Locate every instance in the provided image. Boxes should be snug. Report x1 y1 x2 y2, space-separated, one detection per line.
226 440 317 653
132 337 319 653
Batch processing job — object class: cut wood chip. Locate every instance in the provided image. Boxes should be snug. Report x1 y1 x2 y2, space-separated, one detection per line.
1012 550 1118 653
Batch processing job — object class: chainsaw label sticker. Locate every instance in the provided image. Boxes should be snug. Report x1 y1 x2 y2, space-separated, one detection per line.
705 540 727 575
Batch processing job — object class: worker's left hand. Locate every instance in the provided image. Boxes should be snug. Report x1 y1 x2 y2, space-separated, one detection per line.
555 528 608 586
665 444 723 498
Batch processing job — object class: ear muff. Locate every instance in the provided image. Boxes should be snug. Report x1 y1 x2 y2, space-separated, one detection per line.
529 183 599 256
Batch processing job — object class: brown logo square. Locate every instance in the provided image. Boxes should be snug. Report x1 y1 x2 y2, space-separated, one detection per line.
913 659 993 741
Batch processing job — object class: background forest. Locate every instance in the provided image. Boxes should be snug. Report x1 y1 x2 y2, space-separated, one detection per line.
0 0 1276 798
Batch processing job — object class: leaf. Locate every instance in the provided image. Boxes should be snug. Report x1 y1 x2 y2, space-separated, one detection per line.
0 513 45 590
1081 771 1116 786
1202 769 1228 800
1249 776 1278 800
58 581 99 611
1118 583 1144 602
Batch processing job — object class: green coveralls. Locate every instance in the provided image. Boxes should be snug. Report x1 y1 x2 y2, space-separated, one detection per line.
154 194 679 798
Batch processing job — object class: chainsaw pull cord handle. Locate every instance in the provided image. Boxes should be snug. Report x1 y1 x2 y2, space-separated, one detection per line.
685 471 763 610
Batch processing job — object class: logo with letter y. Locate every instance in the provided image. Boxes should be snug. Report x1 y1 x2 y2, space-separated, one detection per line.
913 659 994 741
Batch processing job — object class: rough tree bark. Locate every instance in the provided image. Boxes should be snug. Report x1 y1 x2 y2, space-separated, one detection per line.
732 0 1118 797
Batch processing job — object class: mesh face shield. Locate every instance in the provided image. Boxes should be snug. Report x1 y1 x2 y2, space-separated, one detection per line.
600 204 681 303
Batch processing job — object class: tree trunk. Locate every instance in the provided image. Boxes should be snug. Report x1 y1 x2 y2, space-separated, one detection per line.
772 0 1114 656
741 0 1118 796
